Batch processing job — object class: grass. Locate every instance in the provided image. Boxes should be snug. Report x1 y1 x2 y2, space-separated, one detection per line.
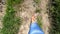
1 0 23 34
37 16 42 28
2 6 21 34
34 0 40 5
35 8 41 13
6 0 24 6
0 28 1 32
49 0 60 34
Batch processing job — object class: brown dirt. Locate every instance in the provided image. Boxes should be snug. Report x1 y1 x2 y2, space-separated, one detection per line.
17 0 36 34
17 0 51 34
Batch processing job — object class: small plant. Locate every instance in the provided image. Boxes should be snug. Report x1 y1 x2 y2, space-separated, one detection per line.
0 28 1 31
12 0 24 5
6 0 24 6
37 16 42 28
34 0 40 5
35 9 41 13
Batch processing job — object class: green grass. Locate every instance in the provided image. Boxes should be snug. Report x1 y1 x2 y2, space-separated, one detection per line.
49 0 60 34
12 0 24 4
34 0 40 5
35 8 41 13
0 28 1 32
1 0 23 34
6 0 24 6
2 6 21 34
37 16 42 28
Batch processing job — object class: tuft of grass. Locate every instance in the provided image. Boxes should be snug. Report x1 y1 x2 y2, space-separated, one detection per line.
34 0 40 5
6 0 24 6
49 0 60 34
0 28 1 32
37 16 42 28
12 0 24 5
2 6 21 34
35 9 41 13
1 0 23 34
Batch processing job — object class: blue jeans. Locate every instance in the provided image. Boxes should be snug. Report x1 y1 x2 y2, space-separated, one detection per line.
28 22 44 34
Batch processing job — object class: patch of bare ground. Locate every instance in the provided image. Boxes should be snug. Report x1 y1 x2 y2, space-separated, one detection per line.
15 0 37 34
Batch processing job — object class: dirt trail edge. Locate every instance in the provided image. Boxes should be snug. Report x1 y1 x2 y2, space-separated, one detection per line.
0 0 6 34
39 0 50 34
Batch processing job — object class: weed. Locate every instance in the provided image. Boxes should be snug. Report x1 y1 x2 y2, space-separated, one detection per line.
37 16 42 28
35 9 41 13
34 0 40 5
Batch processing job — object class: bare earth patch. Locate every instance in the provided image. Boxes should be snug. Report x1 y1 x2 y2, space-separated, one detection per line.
17 0 36 34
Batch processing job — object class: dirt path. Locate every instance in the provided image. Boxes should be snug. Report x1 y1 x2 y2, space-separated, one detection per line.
17 0 50 34
17 0 36 34
39 0 50 34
